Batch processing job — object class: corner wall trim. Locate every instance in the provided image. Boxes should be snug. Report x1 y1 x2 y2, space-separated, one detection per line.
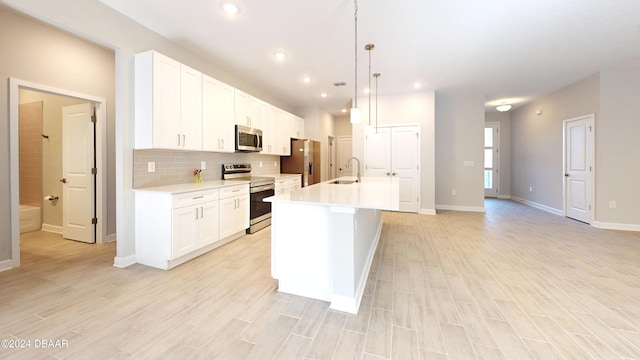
591 221 640 232
0 259 14 273
511 196 563 216
435 204 486 213
113 254 136 268
419 208 437 215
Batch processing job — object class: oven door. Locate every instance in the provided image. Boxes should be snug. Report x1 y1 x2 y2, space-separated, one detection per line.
250 184 274 225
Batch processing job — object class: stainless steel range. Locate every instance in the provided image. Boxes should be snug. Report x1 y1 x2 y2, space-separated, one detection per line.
222 164 275 234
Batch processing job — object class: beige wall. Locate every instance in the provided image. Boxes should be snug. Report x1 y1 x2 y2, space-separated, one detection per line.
510 74 599 211
485 111 512 198
18 101 42 209
435 90 485 211
597 63 640 226
19 89 86 228
333 115 352 137
0 5 115 262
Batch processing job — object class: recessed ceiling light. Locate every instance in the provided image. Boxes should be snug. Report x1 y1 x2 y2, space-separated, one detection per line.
320 93 327 98
364 88 370 94
274 52 286 60
302 77 311 83
341 109 347 113
414 82 422 89
222 3 238 15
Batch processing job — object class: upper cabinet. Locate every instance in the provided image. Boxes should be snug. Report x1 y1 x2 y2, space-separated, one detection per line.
235 90 261 129
135 50 202 150
135 50 302 153
202 74 235 153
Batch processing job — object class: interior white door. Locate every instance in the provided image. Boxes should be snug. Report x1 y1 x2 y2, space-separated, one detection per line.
484 122 499 197
62 103 95 243
564 116 593 223
364 128 391 177
391 127 420 212
336 136 353 177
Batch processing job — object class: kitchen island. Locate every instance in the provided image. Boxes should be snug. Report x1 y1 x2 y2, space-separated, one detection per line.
265 176 399 314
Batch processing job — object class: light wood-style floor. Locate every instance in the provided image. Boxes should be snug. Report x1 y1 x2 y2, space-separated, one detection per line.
2 199 640 359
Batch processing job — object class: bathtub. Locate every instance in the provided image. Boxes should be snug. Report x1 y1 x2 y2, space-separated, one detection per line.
19 204 41 233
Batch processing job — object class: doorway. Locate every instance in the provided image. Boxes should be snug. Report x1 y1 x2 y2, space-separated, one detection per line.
484 122 500 198
9 79 108 267
336 136 353 177
563 114 594 223
328 135 336 179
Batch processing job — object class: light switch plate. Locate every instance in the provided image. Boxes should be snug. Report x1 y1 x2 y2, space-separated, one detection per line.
200 161 206 170
148 162 155 173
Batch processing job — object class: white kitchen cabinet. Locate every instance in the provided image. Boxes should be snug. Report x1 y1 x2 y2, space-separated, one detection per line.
235 90 261 129
202 74 235 152
275 175 301 195
135 188 221 269
135 50 202 150
277 109 292 156
292 116 305 139
260 102 278 155
219 184 250 239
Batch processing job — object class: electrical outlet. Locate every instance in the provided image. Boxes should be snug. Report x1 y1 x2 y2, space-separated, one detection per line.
147 162 155 173
274 161 277 167
609 201 617 209
451 190 456 196
200 161 206 170
259 161 263 167
529 187 533 192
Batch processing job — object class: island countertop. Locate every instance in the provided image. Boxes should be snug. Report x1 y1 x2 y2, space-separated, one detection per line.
265 176 399 211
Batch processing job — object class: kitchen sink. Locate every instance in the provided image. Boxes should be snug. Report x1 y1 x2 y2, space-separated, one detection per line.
329 180 357 185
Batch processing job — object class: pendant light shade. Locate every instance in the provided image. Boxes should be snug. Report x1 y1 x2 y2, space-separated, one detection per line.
350 0 360 124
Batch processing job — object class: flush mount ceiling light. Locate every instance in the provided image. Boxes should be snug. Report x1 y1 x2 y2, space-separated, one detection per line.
320 92 328 98
302 76 311 83
350 0 361 124
414 82 422 89
341 108 347 113
222 3 238 15
496 103 513 112
274 52 286 60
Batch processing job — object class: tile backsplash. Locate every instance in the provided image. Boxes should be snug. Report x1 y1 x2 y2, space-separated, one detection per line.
133 149 281 188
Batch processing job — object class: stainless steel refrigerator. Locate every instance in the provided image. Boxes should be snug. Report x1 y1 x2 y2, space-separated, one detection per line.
281 139 321 187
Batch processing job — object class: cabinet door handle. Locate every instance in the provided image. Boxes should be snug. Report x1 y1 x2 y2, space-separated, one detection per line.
192 196 204 200
177 134 181 147
386 172 391 176
195 208 199 220
182 135 186 147
222 139 224 148
200 207 204 218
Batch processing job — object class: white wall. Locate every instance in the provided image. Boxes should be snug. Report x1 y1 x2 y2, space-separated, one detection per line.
597 63 640 227
434 90 485 211
352 91 435 213
510 74 599 212
333 115 352 137
298 106 335 182
485 111 512 198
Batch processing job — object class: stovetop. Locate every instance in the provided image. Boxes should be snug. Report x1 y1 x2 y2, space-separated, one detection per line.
222 163 274 187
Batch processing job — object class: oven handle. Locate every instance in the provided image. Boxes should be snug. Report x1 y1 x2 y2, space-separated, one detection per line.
250 183 275 193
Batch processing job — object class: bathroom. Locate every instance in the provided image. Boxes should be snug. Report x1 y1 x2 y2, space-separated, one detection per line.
19 89 86 235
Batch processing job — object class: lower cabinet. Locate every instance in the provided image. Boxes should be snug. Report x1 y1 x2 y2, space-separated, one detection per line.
134 184 249 270
276 175 302 195
219 185 250 239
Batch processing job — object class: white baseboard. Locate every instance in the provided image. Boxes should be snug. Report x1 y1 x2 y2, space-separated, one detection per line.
419 208 437 215
435 204 486 213
113 254 136 268
498 195 512 200
591 221 640 232
511 196 563 216
41 223 62 234
0 259 14 272
105 233 116 243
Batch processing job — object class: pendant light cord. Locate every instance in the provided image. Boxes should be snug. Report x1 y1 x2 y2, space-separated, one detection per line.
368 47 371 126
354 0 358 108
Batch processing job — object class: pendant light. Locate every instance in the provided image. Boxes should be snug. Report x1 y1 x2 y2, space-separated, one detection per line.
350 0 361 124
373 73 380 133
365 44 374 127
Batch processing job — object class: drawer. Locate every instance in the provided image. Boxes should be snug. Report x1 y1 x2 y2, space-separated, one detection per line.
219 184 249 199
172 189 219 208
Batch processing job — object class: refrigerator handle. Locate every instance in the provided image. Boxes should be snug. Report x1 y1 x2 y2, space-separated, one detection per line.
309 162 313 175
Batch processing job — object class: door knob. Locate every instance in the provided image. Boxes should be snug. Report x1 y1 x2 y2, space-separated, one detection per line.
60 178 67 183
564 173 570 177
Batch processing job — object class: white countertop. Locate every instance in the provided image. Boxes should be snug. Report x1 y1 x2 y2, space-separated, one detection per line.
270 173 302 179
265 176 399 211
132 180 249 194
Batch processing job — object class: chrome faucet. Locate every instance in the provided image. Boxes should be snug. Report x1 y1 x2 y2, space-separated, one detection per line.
345 157 361 183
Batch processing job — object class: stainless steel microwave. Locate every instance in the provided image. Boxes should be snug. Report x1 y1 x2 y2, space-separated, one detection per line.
235 125 263 152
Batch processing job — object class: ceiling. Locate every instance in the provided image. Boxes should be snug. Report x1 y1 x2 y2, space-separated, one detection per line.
99 0 640 116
